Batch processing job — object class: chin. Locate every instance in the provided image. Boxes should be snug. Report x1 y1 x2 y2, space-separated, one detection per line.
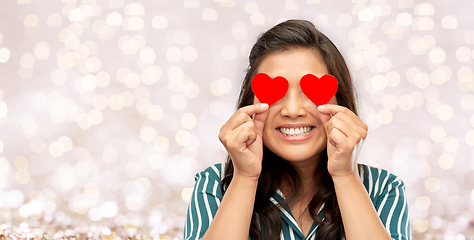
263 139 326 163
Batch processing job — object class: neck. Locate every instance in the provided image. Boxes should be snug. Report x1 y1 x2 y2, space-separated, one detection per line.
280 152 322 197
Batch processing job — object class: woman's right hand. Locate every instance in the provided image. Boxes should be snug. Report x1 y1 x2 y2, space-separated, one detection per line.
218 103 269 179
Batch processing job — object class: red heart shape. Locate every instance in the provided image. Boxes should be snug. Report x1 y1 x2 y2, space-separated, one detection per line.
252 73 289 106
300 74 338 106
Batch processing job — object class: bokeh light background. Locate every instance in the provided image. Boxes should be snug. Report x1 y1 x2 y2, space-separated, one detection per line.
0 0 473 239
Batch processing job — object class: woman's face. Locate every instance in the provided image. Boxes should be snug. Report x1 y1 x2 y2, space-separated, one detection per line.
254 48 338 164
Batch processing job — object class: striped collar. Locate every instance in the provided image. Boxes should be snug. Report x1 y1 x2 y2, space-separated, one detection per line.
270 189 325 240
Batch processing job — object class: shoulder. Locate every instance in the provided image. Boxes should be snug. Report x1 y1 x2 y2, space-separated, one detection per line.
358 164 406 200
195 162 227 182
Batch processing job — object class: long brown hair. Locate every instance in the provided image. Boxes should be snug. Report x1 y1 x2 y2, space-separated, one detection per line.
221 19 358 240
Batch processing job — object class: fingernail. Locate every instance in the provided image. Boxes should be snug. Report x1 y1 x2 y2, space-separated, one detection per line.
260 103 269 108
318 105 325 109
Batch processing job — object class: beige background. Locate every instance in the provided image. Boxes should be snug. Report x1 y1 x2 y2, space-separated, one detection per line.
0 0 473 238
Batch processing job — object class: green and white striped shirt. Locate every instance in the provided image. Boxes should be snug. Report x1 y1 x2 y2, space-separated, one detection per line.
184 163 411 240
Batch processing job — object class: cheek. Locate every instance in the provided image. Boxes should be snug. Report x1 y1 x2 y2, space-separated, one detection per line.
327 96 338 105
253 96 260 104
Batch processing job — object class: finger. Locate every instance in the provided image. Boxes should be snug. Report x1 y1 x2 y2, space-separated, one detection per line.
318 104 357 116
222 103 269 132
318 104 367 136
327 127 347 151
253 109 268 136
330 112 368 139
226 124 258 152
327 117 364 145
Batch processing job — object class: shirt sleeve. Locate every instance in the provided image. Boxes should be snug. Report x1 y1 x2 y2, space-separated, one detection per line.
184 164 224 240
374 172 411 240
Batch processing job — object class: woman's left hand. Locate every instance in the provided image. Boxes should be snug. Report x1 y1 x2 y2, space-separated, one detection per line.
317 104 368 178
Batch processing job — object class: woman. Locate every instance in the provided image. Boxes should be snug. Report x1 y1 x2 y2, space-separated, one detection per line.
184 19 410 240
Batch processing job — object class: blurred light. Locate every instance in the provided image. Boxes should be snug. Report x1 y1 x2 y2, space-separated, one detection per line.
0 158 10 174
416 140 432 156
181 113 197 129
456 47 472 62
202 8 218 21
24 14 39 27
413 17 434 31
371 74 387 90
232 21 248 40
443 136 459 152
244 2 259 13
0 47 10 63
151 15 168 29
358 9 374 22
396 12 412 26
47 13 63 26
414 3 434 16
465 130 474 146
415 196 431 211
34 42 50 60
100 202 118 218
14 156 28 170
147 105 163 120
20 53 35 68
431 66 451 85
148 154 165 170
413 220 429 233
102 147 118 163
69 8 85 22
250 12 265 25
209 100 225 116
176 47 195 63
8 190 25 208
109 95 125 111
166 47 181 62
92 94 108 110
170 94 187 110
141 66 162 85
425 178 440 193
183 82 200 98
85 182 100 197
75 161 91 177
181 188 193 202
430 126 447 143
135 177 151 193
176 130 192 146
314 14 328 27
337 14 352 26
385 71 400 87
127 140 143 156
174 31 190 45
123 17 144 31
210 78 233 96
124 3 145 16
125 195 142 211
442 15 457 29
140 126 157 143
51 69 68 85
139 47 156 64
439 154 454 170
437 105 453 121
416 162 431 178
106 12 123 26
126 162 141 178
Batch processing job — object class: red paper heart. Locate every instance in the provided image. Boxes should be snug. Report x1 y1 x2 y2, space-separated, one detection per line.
252 73 289 106
300 74 338 106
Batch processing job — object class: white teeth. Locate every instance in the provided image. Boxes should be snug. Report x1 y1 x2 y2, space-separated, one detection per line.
294 128 300 135
279 127 313 136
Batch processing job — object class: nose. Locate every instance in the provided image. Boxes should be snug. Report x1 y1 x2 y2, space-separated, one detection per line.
280 89 307 118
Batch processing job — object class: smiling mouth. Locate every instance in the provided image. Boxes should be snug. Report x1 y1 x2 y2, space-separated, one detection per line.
278 126 314 136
